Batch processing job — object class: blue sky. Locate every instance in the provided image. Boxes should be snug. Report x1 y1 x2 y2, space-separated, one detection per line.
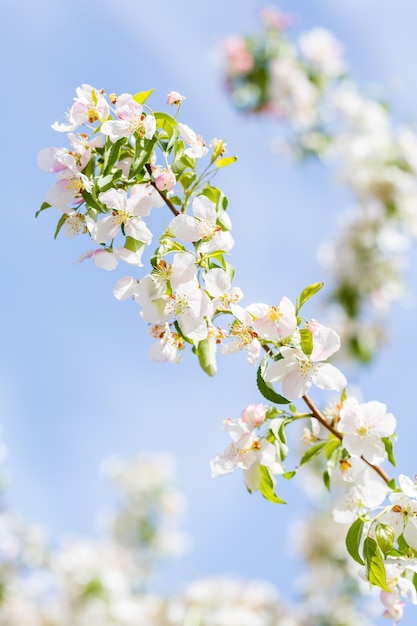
1 1 417 623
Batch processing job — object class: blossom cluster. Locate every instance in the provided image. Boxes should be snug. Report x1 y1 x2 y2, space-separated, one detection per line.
222 8 417 363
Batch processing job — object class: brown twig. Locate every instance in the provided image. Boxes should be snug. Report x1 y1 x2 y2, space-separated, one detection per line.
145 163 179 216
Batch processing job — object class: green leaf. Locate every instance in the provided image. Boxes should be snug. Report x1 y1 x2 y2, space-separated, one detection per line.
154 111 177 138
324 438 341 460
178 170 196 190
196 337 217 377
282 471 296 480
102 137 126 176
259 466 286 504
54 213 68 239
382 436 396 467
129 136 157 178
82 189 105 213
214 156 238 168
363 537 389 591
299 441 326 466
297 282 324 313
133 88 155 105
323 469 331 491
97 173 119 192
345 518 365 566
299 328 313 357
375 523 395 556
35 201 51 218
166 127 180 154
256 355 290 405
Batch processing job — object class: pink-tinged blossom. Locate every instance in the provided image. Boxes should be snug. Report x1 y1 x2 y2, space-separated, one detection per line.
210 418 277 492
264 325 346 399
38 147 73 174
87 188 153 245
338 396 396 464
45 172 91 210
167 91 186 105
177 123 209 158
170 195 218 242
246 296 297 340
380 590 406 623
101 93 156 142
52 84 109 132
77 247 144 271
154 168 176 192
241 404 266 427
223 36 255 76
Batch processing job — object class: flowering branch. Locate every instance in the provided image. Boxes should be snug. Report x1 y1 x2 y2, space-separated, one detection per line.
37 84 416 622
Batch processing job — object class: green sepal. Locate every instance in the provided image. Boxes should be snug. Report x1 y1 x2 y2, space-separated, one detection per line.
299 328 313 357
196 337 217 377
299 441 326 466
54 213 68 239
387 478 397 490
35 201 51 218
345 518 365 566
214 156 238 168
363 536 389 591
382 436 396 467
256 355 290 405
124 236 145 255
375 523 395 556
133 88 155 105
259 466 286 504
296 282 324 314
173 321 193 345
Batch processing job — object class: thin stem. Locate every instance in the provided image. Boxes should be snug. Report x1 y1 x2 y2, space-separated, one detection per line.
302 394 391 485
145 164 179 216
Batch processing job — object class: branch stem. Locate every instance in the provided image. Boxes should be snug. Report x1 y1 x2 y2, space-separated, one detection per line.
302 394 391 485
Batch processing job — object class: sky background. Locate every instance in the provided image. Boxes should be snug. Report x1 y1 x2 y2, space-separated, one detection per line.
1 1 417 623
